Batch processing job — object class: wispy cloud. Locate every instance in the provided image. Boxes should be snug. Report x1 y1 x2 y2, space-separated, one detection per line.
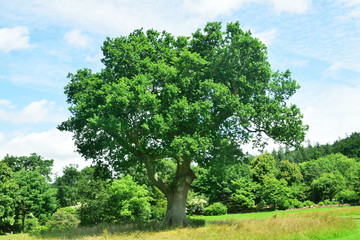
292 82 360 144
182 0 248 18
0 26 33 52
0 99 15 109
253 28 277 46
1 0 313 37
0 99 66 124
0 129 89 175
270 0 312 14
64 29 91 48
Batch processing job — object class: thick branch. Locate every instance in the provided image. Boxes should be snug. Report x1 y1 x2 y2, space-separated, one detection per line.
139 152 170 196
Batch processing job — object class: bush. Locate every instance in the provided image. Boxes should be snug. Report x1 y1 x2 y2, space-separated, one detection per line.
323 199 332 205
303 200 315 207
278 199 303 210
204 202 227 216
107 176 152 223
150 205 166 220
24 214 39 233
186 192 208 215
46 207 80 229
336 190 359 204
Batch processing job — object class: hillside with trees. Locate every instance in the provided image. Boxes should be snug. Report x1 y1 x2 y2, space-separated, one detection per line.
0 22 359 234
1 132 359 234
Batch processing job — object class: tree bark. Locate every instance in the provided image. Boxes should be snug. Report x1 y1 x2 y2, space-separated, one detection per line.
163 183 190 226
162 159 195 226
140 152 196 226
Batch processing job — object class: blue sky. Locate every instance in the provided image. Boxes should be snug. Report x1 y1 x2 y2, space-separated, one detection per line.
1 0 360 174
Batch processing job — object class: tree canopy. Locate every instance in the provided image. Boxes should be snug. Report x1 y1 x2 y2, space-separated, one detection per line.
59 21 307 225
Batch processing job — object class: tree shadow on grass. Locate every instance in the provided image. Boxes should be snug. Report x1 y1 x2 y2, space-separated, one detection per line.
31 219 206 239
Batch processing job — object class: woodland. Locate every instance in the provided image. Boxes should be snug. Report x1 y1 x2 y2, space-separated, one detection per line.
1 22 359 236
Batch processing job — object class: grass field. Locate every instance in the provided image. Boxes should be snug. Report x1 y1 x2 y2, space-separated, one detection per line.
2 206 360 240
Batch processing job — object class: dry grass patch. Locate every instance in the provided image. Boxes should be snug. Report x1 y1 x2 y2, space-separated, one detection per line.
9 207 358 240
60 212 355 240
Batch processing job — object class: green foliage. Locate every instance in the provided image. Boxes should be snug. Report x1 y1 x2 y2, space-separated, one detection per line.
271 132 360 164
251 153 276 183
231 178 258 210
336 190 359 204
186 191 208 215
332 132 360 159
54 164 83 208
2 153 54 180
46 207 80 230
192 162 253 212
277 160 303 185
59 22 307 224
23 214 39 233
260 176 289 209
302 200 315 207
107 175 152 222
310 172 346 202
78 175 151 225
14 169 57 227
0 162 18 233
204 202 228 216
300 153 359 186
278 198 303 210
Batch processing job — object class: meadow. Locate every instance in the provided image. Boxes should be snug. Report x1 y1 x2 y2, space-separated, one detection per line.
2 206 360 240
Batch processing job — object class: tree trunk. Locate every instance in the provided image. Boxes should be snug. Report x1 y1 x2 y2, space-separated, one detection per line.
21 212 25 232
162 160 195 226
140 153 195 226
163 186 190 226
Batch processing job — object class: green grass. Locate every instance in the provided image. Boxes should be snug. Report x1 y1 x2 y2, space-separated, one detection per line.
2 206 360 240
190 206 356 222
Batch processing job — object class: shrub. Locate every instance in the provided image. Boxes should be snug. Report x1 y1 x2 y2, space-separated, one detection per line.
204 202 227 216
150 205 166 220
24 214 39 233
336 190 359 204
278 199 303 210
46 207 80 229
323 199 332 205
107 176 152 223
303 200 315 207
186 193 208 215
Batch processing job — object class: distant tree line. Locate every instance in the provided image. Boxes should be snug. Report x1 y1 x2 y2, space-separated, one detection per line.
0 132 359 234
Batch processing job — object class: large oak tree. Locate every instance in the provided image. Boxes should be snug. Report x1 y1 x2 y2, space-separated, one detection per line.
59 22 307 225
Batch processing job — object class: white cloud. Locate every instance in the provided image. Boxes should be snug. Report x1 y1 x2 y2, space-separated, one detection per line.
182 0 248 18
0 129 89 175
0 99 65 124
0 26 33 52
64 29 91 48
293 82 360 145
1 0 311 38
0 100 15 109
85 52 104 62
253 28 277 46
0 132 4 143
270 0 312 14
336 0 360 18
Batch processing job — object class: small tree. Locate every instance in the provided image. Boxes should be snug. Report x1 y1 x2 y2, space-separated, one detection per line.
47 207 80 230
59 22 307 225
107 175 152 223
251 153 277 183
14 169 57 229
310 172 345 202
260 176 289 209
277 160 303 185
0 162 19 234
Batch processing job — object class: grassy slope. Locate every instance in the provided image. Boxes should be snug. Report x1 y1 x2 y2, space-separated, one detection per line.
1 206 360 240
